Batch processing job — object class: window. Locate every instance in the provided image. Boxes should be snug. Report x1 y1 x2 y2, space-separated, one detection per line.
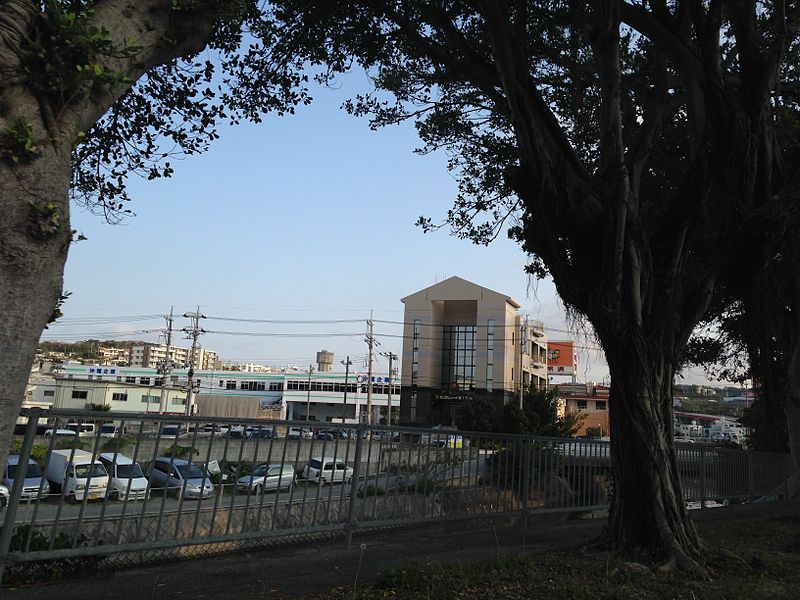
112 392 128 402
241 381 266 391
139 377 150 385
43 390 55 397
125 377 136 384
412 319 421 386
576 400 588 410
219 379 225 388
486 319 494 393
172 397 187 405
595 400 607 411
269 381 283 391
226 380 237 390
153 378 164 386
441 325 477 391
141 395 160 404
72 390 88 399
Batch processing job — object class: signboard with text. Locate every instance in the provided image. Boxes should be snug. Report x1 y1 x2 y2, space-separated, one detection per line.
547 341 577 376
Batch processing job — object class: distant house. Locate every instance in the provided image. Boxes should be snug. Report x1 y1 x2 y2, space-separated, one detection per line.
554 382 610 436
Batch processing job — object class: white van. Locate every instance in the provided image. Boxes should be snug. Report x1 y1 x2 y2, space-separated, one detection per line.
65 422 97 437
45 449 108 502
99 423 123 438
98 453 149 501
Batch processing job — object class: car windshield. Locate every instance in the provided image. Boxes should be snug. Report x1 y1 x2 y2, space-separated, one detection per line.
177 464 206 479
101 425 117 433
252 465 269 476
7 463 42 479
73 464 107 479
308 459 322 470
116 464 144 479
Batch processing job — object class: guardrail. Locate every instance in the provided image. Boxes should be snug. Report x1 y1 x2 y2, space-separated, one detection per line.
0 408 793 585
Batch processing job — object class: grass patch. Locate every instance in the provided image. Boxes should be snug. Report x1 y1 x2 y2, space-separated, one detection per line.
299 514 800 599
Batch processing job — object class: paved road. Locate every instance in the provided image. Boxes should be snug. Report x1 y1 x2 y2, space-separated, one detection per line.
9 480 351 524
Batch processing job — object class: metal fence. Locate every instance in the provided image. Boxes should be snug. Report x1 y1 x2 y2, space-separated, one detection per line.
0 408 793 584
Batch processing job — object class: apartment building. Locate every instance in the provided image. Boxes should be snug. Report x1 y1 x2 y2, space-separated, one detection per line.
129 343 221 371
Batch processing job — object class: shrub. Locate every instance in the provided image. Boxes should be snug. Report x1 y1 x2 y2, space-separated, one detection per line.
101 437 133 453
159 444 197 459
54 439 88 451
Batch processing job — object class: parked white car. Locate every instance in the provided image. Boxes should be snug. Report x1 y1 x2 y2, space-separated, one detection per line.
98 453 149 501
303 457 354 485
0 483 9 509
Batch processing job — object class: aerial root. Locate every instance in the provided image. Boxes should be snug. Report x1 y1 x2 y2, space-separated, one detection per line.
661 543 708 579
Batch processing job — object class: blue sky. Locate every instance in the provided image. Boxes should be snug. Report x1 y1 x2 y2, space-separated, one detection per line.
45 73 715 385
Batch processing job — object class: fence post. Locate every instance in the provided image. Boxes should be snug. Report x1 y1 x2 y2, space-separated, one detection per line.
699 446 706 510
747 452 755 498
345 422 366 549
521 437 531 530
0 408 41 586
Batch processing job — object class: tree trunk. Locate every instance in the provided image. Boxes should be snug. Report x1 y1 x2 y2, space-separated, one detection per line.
0 146 73 473
602 337 703 570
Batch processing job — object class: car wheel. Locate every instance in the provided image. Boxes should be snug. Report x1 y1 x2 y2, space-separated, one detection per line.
108 490 119 501
0 496 7 509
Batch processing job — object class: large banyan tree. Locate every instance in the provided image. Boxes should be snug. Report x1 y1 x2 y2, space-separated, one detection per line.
266 0 800 568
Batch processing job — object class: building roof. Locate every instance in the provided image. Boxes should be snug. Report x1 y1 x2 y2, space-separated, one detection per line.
400 276 521 308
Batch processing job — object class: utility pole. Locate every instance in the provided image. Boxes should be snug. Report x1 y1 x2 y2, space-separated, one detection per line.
365 314 374 426
158 307 174 414
306 364 314 422
341 356 353 423
182 307 205 417
381 351 398 425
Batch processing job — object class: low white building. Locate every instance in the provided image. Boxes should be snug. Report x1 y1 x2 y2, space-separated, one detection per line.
29 364 399 424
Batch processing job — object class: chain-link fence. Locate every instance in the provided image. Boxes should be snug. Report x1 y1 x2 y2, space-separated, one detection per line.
0 408 793 584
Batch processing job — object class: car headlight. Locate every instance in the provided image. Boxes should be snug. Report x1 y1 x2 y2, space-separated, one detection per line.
76 483 85 490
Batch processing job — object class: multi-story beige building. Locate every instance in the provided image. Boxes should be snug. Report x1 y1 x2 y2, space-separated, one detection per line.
129 343 220 371
400 276 548 427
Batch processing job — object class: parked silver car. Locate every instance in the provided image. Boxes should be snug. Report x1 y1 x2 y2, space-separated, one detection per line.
236 463 296 494
302 457 354 485
3 455 50 501
145 458 214 499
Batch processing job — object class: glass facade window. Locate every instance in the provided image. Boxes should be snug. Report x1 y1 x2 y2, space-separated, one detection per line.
411 319 421 386
441 325 476 391
486 319 494 393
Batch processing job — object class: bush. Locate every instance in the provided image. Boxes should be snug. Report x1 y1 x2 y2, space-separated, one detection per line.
101 437 134 453
4 524 100 585
357 484 386 498
159 444 197 459
54 439 88 451
7 439 50 464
